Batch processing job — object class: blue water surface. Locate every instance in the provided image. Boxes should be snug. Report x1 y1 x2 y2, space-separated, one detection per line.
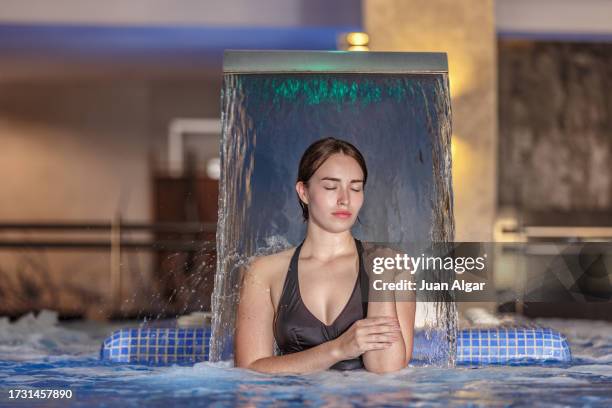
0 314 611 407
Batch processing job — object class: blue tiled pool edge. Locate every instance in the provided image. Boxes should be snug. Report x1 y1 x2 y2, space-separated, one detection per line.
456 327 571 364
100 328 210 365
100 326 571 366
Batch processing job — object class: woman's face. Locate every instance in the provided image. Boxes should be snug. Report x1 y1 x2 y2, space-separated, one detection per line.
296 153 365 233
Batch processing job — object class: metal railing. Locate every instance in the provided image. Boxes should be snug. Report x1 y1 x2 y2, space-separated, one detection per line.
0 219 217 312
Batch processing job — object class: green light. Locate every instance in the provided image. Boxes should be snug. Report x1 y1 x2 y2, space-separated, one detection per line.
235 74 446 115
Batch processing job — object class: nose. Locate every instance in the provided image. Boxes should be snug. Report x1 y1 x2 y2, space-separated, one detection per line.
337 187 350 207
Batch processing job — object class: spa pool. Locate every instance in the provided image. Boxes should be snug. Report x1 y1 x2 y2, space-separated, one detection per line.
0 312 611 407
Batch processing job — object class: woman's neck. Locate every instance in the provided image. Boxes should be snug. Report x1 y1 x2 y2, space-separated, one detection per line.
301 223 356 261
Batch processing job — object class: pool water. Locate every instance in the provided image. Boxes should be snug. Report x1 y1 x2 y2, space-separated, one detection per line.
1 312 611 407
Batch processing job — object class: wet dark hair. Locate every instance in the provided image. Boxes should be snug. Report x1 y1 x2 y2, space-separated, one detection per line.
297 137 368 221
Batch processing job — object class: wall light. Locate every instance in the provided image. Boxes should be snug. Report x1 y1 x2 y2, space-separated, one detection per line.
338 32 370 51
346 32 369 46
206 157 221 180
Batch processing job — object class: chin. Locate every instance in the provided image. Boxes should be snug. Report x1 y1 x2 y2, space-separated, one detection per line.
322 218 357 233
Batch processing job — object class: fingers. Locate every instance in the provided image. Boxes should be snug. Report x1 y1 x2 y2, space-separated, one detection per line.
350 317 403 355
358 317 400 327
366 342 394 351
365 333 402 343
356 317 402 338
361 323 402 336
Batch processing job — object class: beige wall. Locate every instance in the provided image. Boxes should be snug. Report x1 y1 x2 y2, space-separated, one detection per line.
0 79 220 317
364 0 498 241
496 0 612 36
0 83 151 221
0 0 304 26
0 0 360 27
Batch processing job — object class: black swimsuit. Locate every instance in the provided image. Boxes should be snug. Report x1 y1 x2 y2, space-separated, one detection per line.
273 238 369 370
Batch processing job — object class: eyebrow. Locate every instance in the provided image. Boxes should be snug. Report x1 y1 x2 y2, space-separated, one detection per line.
320 177 364 183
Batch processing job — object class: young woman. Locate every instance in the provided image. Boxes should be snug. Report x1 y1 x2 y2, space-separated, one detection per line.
234 137 415 374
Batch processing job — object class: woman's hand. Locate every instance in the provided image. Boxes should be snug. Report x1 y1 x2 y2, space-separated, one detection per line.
331 317 402 361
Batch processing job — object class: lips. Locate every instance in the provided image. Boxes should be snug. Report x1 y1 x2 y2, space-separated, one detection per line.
332 211 352 219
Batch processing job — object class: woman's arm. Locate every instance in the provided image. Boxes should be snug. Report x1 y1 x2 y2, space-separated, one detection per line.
395 265 416 366
362 297 416 371
395 298 416 366
361 247 416 372
241 341 344 374
362 301 406 373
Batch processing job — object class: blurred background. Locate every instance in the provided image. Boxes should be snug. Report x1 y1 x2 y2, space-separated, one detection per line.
0 0 610 322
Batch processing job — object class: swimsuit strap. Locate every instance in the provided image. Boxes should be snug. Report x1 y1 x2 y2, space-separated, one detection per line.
354 239 370 316
277 242 303 305
281 237 367 316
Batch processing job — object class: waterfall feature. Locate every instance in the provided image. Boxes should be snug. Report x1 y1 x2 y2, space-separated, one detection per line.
210 51 456 365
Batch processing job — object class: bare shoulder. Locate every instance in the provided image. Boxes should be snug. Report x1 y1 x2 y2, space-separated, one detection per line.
360 242 414 277
243 247 296 286
361 241 404 258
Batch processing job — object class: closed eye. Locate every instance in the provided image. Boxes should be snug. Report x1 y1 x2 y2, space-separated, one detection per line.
324 187 362 192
